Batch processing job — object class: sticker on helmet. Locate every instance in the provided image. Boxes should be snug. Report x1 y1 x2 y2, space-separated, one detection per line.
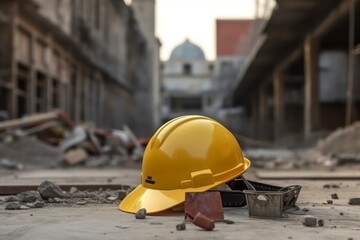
145 176 156 184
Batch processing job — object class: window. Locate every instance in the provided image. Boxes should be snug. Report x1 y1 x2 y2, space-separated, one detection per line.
183 63 192 75
208 64 214 71
170 97 202 111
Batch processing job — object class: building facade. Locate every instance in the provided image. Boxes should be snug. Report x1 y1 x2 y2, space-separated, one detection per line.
234 0 360 142
131 0 162 135
212 20 254 132
0 0 156 135
161 39 215 122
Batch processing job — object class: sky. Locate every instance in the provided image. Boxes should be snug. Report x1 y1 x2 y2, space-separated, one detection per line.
125 0 256 61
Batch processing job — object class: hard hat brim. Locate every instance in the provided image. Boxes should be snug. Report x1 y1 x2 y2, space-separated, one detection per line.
119 158 251 214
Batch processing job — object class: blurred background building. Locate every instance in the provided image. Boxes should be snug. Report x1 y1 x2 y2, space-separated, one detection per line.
0 0 160 136
233 0 360 145
161 39 214 122
212 19 254 133
1 0 359 145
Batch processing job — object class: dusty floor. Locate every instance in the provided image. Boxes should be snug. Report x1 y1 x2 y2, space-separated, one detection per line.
0 169 360 240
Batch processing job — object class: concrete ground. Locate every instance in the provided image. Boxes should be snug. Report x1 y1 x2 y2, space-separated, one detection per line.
0 169 360 240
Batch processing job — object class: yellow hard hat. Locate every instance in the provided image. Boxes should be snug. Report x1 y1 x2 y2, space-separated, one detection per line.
119 115 250 214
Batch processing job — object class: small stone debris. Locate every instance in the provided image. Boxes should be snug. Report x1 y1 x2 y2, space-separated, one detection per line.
76 201 87 205
176 221 186 231
53 197 63 203
20 205 30 210
117 190 127 200
327 200 333 204
18 191 43 203
323 183 340 189
107 196 117 202
5 202 21 210
339 212 344 216
5 196 20 202
48 198 54 203
302 208 309 212
349 198 360 205
221 219 235 224
26 200 45 208
69 187 78 194
318 219 324 227
331 193 339 200
150 222 163 225
135 208 147 219
116 226 130 229
38 180 65 199
302 215 317 227
0 158 24 170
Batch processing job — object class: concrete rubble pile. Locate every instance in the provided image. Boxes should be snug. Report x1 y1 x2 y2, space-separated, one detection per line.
296 121 360 169
244 121 360 170
0 110 146 169
2 180 130 210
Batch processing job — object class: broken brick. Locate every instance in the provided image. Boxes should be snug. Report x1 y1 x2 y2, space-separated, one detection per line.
331 193 339 199
302 215 317 227
349 198 360 205
192 212 215 231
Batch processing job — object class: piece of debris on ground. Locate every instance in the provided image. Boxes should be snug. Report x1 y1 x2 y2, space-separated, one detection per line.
2 180 128 211
0 110 147 170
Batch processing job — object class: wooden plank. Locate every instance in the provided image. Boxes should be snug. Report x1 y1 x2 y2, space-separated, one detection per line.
273 69 284 140
256 170 360 180
304 36 319 140
346 0 355 125
0 109 74 129
250 94 258 137
0 111 58 130
258 85 268 139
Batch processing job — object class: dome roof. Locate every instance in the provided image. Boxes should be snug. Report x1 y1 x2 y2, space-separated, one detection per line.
169 39 206 61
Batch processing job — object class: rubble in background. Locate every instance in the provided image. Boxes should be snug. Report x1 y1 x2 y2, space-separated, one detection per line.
298 121 360 169
316 122 360 156
0 136 62 168
245 121 360 170
0 110 147 170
